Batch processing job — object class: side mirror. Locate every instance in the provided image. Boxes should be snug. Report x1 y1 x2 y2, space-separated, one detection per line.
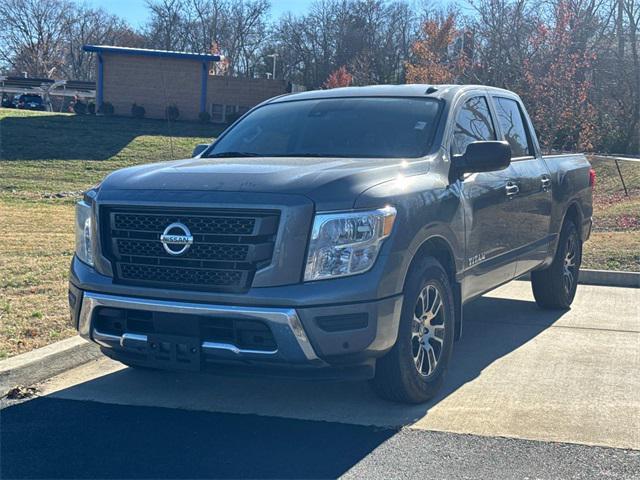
192 143 209 157
453 141 511 174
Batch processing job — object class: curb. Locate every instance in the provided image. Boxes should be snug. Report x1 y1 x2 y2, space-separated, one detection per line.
0 336 101 396
578 269 640 288
519 269 640 288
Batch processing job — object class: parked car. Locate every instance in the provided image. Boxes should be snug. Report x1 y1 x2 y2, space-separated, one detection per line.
69 85 593 403
1 93 13 108
17 94 45 110
1 94 21 108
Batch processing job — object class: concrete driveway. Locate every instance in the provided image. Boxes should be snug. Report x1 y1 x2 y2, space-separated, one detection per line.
2 281 639 478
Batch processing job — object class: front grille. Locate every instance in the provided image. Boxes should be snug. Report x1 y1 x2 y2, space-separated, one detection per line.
113 213 256 235
116 239 249 261
119 264 245 288
101 207 279 292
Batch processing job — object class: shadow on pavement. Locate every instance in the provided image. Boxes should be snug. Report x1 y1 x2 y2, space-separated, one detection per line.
0 292 568 478
1 397 395 479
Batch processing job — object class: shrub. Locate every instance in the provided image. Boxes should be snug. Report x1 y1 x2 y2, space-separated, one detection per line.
131 103 146 119
73 101 87 115
198 111 211 123
98 102 114 115
165 104 179 121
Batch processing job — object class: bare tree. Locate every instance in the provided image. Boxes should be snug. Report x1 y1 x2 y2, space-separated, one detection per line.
62 5 143 80
0 0 69 77
144 0 190 51
224 0 270 75
144 0 269 76
272 0 419 88
465 0 537 88
621 0 640 151
182 0 230 53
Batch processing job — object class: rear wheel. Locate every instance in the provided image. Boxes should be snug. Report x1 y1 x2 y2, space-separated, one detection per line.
531 219 582 309
372 257 455 404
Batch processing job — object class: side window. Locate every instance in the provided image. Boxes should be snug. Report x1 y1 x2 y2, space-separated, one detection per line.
451 96 496 156
494 97 534 157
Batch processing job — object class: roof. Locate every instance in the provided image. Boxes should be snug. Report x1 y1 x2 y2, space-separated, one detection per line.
82 45 220 62
1 77 94 91
268 84 517 104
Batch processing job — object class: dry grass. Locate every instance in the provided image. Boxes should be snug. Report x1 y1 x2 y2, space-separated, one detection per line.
583 231 640 271
0 109 222 358
587 156 640 271
589 156 640 233
0 201 75 358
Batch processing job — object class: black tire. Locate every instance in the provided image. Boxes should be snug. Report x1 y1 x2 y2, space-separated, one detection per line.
531 219 582 309
372 257 455 404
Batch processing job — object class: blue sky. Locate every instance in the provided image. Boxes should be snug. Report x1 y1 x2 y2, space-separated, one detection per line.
87 0 315 28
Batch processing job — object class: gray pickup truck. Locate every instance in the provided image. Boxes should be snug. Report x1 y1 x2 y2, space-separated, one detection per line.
69 85 593 403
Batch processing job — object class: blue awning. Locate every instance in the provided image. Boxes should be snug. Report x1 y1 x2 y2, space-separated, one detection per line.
83 45 221 62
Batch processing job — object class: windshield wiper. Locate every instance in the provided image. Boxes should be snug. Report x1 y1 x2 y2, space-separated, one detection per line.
206 151 260 158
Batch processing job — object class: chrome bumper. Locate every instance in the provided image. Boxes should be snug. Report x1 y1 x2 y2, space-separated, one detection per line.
78 292 323 365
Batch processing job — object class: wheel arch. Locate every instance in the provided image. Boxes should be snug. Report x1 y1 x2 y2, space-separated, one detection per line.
563 202 584 238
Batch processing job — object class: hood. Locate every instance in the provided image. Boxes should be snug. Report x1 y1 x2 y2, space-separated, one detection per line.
99 156 433 210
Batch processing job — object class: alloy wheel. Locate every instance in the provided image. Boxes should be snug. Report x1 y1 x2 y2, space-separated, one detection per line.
563 232 578 294
411 283 446 377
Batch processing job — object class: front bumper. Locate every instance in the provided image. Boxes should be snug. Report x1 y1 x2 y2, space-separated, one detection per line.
78 291 320 365
69 283 403 379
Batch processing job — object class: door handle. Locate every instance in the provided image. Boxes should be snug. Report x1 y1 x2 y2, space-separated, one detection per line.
541 176 552 191
506 181 520 198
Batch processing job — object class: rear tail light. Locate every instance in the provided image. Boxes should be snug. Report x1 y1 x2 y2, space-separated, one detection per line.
589 168 596 188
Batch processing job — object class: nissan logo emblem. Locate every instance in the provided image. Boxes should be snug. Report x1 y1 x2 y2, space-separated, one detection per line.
160 222 193 256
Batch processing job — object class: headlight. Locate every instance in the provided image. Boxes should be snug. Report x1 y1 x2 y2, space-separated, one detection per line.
304 206 396 281
75 200 94 266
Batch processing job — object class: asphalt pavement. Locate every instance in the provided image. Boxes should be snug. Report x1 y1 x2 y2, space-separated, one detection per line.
1 281 639 478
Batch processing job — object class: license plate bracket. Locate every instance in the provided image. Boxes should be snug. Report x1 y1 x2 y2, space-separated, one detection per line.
147 333 201 371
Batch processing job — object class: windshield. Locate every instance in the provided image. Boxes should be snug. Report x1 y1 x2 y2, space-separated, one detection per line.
205 97 441 159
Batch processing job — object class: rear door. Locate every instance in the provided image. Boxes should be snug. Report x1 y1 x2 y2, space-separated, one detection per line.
451 94 519 300
490 95 553 275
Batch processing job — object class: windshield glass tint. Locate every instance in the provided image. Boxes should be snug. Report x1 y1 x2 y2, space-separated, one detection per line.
206 97 441 158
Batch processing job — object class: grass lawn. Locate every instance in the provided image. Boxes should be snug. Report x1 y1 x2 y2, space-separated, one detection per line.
0 108 638 358
0 109 222 358
585 156 640 271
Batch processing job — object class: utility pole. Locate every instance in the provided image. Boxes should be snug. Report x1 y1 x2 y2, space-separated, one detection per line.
267 53 278 79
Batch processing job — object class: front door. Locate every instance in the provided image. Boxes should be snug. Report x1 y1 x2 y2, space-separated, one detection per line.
451 95 520 301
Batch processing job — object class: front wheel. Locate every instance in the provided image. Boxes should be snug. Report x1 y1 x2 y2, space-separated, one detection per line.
531 219 582 309
372 257 455 404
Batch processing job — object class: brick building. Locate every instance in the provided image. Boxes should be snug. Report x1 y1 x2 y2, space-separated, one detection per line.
82 45 288 122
